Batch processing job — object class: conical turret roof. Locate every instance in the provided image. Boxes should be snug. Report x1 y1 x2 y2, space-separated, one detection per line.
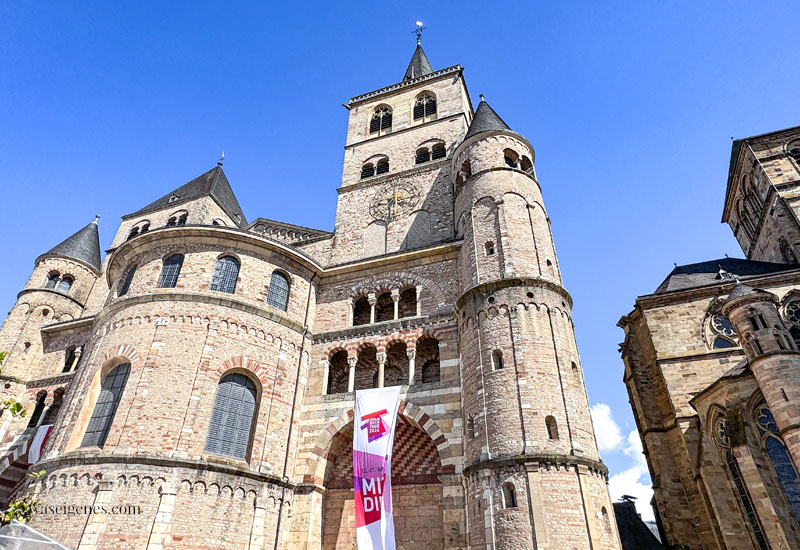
41 219 102 273
464 97 512 140
403 44 434 81
126 165 246 227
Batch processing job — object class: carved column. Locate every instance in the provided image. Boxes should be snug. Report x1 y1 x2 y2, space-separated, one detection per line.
36 396 55 427
68 345 82 372
407 349 417 385
376 352 386 388
368 293 377 324
416 285 423 317
347 356 357 393
347 297 354 327
146 483 178 550
391 289 400 320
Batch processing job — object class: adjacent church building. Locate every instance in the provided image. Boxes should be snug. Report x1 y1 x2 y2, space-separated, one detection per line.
620 127 800 549
0 41 621 549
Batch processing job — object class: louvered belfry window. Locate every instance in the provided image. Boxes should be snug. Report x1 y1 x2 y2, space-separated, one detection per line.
376 159 390 175
416 148 431 164
205 373 257 460
414 93 436 120
81 363 131 447
267 271 290 311
209 256 239 294
361 163 375 179
157 254 183 288
432 143 446 160
370 107 392 134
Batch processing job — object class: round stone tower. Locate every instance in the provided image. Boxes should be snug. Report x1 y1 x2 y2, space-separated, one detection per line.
453 98 620 549
722 282 800 467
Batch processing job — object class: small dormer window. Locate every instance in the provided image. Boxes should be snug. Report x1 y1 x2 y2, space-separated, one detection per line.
168 195 178 203
234 214 241 223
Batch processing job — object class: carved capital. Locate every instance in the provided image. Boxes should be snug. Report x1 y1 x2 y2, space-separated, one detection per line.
347 357 358 368
376 352 387 365
406 349 417 360
367 293 377 306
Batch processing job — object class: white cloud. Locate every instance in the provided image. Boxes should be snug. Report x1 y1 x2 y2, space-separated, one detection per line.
608 430 655 522
590 403 623 452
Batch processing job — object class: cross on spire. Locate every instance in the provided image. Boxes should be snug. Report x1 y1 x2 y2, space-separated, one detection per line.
413 21 426 45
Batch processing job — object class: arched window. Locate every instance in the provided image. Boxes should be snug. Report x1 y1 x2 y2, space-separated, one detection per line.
601 507 611 532
413 93 437 121
63 345 77 373
431 143 446 160
492 349 504 370
56 276 73 294
327 351 350 395
127 227 140 240
485 241 495 256
376 158 390 175
118 266 136 296
398 287 417 318
461 160 472 178
418 337 440 383
520 156 533 173
415 147 431 164
791 326 800 349
790 146 800 165
754 401 800 522
157 254 183 288
502 482 517 508
27 394 46 428
205 372 258 460
361 163 375 179
504 148 520 168
166 217 177 227
209 256 240 294
353 296 371 326
177 213 187 226
45 273 60 289
467 415 476 439
546 416 559 439
81 363 131 447
140 223 150 234
422 360 440 383
267 271 290 311
370 107 392 135
374 292 394 322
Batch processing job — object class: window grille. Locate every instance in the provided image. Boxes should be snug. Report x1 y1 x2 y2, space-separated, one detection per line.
267 271 290 311
416 148 431 164
119 267 136 296
205 373 257 460
157 254 183 288
81 363 130 447
361 163 375 179
209 256 239 294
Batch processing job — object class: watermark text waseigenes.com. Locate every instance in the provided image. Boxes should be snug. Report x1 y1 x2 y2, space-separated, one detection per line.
34 504 142 515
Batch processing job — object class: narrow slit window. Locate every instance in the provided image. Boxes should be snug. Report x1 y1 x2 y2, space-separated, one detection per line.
81 363 131 447
492 349 504 370
546 415 559 440
118 266 136 296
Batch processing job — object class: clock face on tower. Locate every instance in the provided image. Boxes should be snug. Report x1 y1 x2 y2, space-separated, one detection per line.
369 181 421 221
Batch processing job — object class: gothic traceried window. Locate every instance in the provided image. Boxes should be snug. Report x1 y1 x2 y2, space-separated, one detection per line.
205 372 257 460
754 400 800 523
370 107 392 135
414 92 437 121
81 363 131 448
157 253 183 288
267 271 290 311
209 256 239 294
710 313 738 349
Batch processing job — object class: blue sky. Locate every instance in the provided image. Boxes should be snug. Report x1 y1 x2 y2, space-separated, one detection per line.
2 1 799 520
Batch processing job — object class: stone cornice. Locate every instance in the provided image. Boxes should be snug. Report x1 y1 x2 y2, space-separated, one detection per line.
41 316 95 334
456 277 573 312
313 312 455 344
17 288 86 309
347 65 462 105
462 453 608 478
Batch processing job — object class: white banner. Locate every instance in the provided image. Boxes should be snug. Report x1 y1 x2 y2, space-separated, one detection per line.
353 386 401 550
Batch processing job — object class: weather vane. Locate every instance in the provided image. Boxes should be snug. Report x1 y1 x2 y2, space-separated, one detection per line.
413 21 426 45
218 150 225 166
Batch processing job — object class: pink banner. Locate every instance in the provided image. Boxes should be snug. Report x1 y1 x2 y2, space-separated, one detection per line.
353 386 401 550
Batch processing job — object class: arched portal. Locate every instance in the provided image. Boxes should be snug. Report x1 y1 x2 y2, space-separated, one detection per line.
322 415 446 549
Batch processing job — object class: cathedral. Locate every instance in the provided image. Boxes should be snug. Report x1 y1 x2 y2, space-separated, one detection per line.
0 40 620 549
620 126 800 549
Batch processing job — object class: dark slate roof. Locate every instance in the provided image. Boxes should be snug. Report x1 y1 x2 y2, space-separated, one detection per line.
126 165 246 228
614 501 665 550
727 282 760 300
464 98 512 141
403 44 433 81
40 219 102 273
654 257 797 294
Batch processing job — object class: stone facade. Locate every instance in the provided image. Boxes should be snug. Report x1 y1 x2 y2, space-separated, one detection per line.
0 43 619 549
620 126 800 549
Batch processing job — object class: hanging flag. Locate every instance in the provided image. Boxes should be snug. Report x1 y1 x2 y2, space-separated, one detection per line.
28 424 53 465
353 386 401 550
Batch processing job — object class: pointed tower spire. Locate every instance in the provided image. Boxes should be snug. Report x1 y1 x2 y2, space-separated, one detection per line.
403 24 433 81
464 96 512 140
39 218 102 273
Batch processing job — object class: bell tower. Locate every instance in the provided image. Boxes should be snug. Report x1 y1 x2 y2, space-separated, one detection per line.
330 38 474 262
454 98 621 549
